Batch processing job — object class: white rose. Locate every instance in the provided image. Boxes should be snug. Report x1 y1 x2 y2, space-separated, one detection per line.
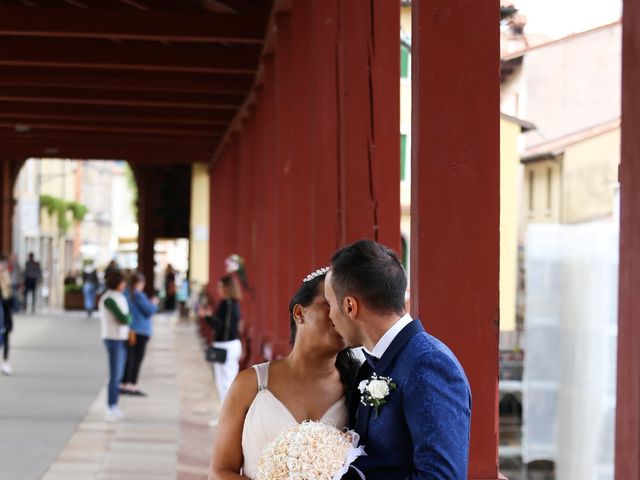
367 379 390 399
358 380 368 394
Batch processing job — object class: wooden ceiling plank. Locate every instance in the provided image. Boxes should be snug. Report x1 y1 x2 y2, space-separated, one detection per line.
0 6 265 43
0 133 218 147
0 96 240 111
0 85 244 105
63 0 88 8
0 121 221 138
0 101 236 121
0 38 261 74
201 0 238 14
117 0 149 11
0 112 228 127
0 73 253 94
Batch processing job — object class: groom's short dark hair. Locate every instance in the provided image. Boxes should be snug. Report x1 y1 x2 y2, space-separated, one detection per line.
330 239 407 315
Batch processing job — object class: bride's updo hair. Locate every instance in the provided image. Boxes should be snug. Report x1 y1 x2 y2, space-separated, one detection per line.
288 272 360 404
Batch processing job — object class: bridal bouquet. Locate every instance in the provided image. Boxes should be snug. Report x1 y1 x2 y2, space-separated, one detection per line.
255 421 366 480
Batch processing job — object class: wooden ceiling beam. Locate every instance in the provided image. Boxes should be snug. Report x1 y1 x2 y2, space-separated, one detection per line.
0 138 213 153
0 112 228 128
0 73 253 94
0 6 266 44
0 38 261 74
0 122 222 138
0 111 227 128
0 85 244 110
1 145 210 164
0 101 236 122
0 132 218 149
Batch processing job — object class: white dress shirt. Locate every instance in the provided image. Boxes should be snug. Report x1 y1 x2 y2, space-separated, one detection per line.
364 313 414 359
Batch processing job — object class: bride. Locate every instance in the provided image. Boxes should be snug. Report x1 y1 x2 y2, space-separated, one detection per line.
208 268 359 479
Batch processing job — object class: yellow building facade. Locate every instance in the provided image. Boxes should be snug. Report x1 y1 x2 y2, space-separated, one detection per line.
522 123 620 229
500 116 528 332
189 163 210 293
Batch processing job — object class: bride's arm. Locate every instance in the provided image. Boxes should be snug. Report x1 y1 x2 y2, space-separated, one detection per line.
208 368 257 480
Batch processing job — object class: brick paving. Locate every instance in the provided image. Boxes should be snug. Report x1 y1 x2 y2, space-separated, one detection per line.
41 315 218 480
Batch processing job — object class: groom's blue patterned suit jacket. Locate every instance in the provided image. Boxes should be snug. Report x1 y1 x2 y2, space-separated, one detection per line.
347 320 471 480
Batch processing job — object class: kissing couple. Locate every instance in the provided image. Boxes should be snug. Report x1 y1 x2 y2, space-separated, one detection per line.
208 239 471 480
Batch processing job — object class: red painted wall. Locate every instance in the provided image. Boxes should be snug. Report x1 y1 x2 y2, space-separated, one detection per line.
208 0 400 361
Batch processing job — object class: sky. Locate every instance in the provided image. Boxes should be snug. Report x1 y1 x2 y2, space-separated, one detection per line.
517 0 622 38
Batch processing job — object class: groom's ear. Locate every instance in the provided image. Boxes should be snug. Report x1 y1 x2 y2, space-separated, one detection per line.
343 296 358 319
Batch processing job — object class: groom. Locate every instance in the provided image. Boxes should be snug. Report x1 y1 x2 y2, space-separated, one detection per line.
325 239 471 479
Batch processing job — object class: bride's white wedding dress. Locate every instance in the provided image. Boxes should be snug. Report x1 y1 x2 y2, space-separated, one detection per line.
241 362 348 478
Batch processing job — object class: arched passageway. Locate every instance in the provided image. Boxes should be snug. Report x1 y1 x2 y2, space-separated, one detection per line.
5 157 193 309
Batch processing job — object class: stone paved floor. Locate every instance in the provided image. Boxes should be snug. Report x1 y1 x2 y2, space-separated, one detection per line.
41 315 218 480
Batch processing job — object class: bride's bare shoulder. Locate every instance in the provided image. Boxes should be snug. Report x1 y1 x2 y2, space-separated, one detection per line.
221 367 260 410
233 366 261 392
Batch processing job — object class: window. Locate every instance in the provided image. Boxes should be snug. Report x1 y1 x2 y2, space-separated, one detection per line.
528 170 535 212
401 235 408 269
400 134 407 181
400 45 410 79
546 167 553 211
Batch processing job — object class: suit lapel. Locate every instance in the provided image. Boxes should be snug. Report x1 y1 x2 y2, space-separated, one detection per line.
353 320 425 442
376 320 425 376
353 361 373 440
350 362 371 426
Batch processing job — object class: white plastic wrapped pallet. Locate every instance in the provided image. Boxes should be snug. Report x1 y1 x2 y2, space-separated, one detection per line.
523 220 618 480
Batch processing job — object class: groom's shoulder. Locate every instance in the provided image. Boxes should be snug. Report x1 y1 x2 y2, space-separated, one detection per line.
402 328 468 380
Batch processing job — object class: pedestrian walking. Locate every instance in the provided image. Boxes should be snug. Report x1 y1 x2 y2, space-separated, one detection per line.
23 252 41 314
164 264 176 311
0 256 15 375
82 262 99 318
8 254 21 312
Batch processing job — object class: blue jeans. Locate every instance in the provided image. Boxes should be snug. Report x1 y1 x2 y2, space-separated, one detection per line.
83 283 96 311
104 339 127 407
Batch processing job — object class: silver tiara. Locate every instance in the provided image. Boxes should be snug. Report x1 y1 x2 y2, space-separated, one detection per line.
303 266 330 283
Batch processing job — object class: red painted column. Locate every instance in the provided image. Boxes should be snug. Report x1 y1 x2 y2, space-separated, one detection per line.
208 158 219 300
285 0 314 349
274 13 294 356
260 57 279 353
411 2 501 479
134 165 156 297
235 127 260 365
337 0 400 252
209 140 239 298
615 1 640 477
208 151 223 298
251 94 269 355
310 0 340 265
1 159 12 254
367 0 401 252
241 113 259 363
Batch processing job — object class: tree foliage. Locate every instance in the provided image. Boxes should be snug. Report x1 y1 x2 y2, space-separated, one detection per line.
39 195 88 235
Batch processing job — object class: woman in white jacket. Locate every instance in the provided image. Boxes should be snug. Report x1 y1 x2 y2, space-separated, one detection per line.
99 270 131 421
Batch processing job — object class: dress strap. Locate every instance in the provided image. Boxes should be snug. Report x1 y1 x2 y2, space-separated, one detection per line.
252 362 269 392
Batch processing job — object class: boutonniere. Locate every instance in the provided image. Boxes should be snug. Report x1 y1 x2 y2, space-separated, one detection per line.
358 373 397 418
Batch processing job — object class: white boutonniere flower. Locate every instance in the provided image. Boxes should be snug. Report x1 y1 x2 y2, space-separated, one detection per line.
358 373 397 418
